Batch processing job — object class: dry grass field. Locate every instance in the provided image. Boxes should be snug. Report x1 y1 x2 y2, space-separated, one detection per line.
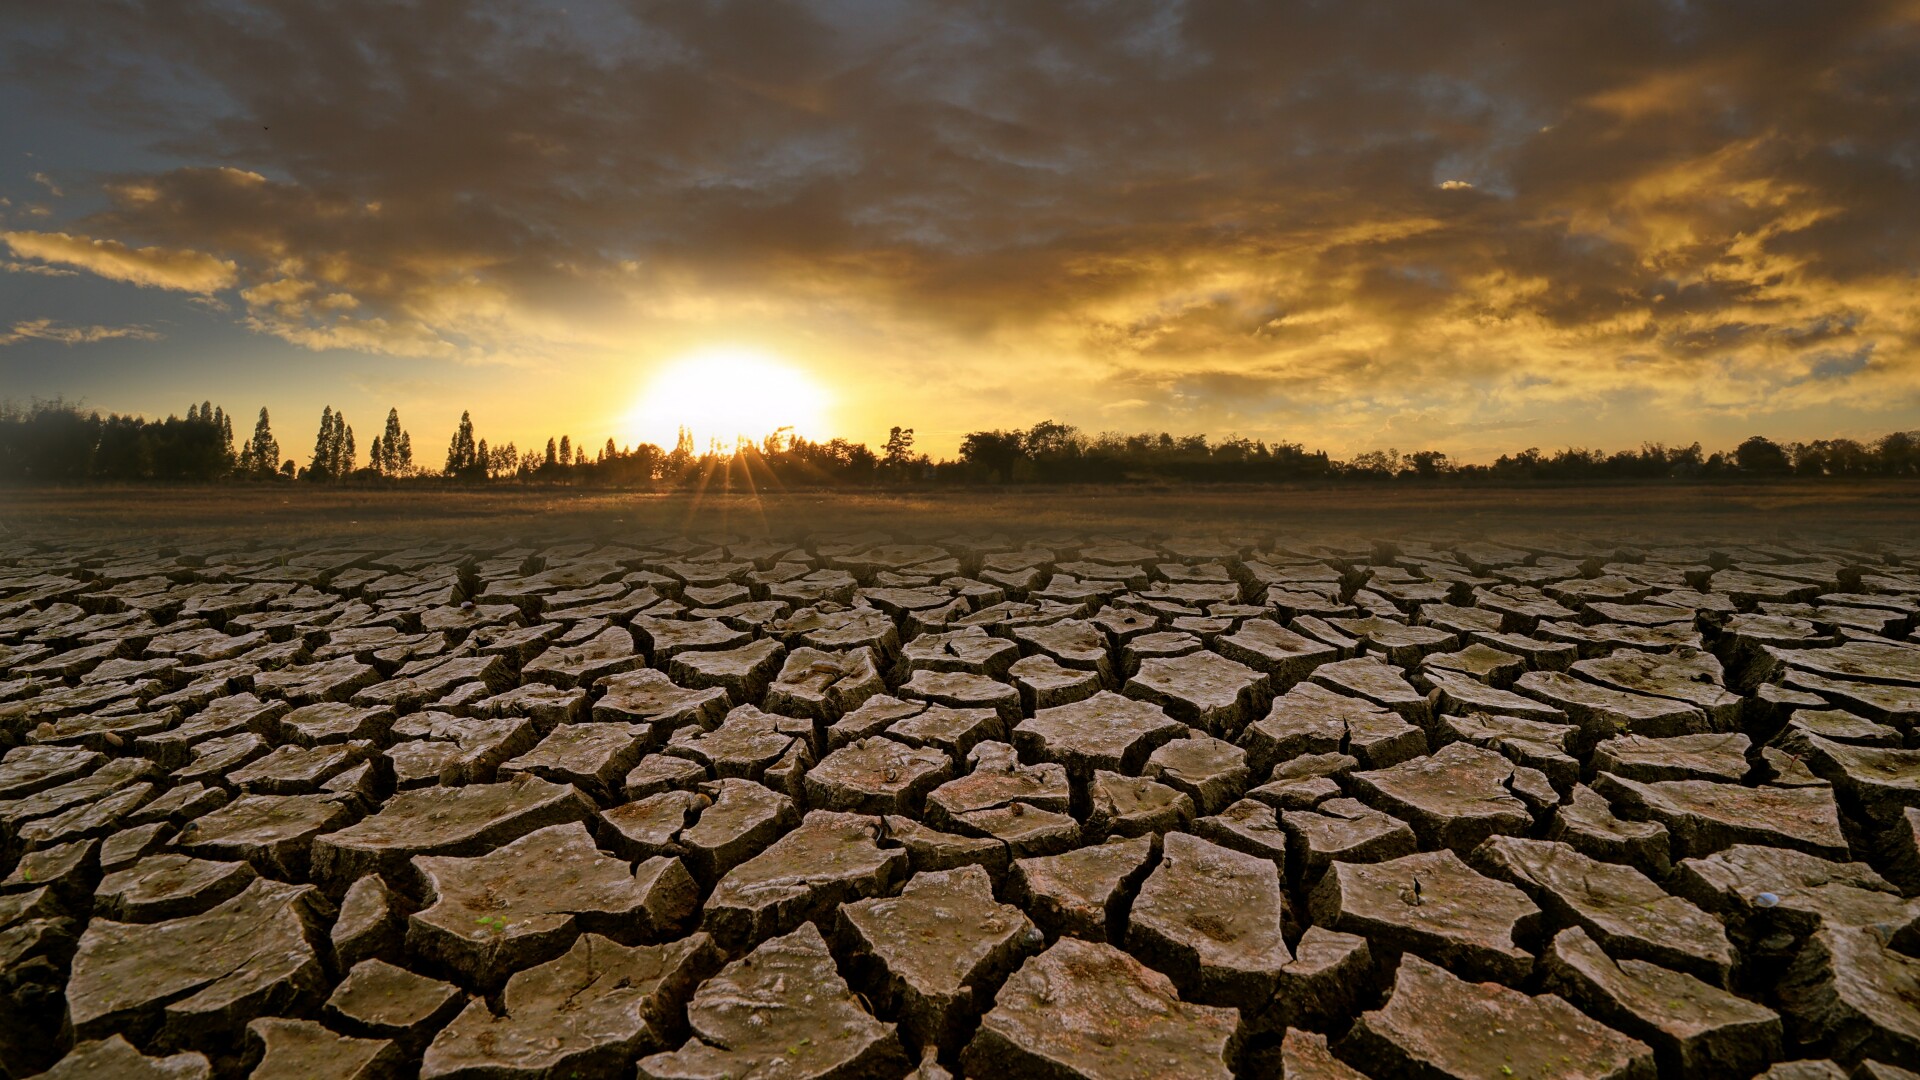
8 480 1918 541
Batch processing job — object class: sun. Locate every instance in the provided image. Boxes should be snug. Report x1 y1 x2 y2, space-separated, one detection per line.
626 346 830 450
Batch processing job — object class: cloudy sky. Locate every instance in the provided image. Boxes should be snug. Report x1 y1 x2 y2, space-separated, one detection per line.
3 0 1918 460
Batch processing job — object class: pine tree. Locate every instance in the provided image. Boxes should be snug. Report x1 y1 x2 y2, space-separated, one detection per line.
340 423 355 476
559 435 571 468
397 430 412 474
477 438 490 478
217 409 234 468
545 437 558 468
187 403 201 422
368 435 383 473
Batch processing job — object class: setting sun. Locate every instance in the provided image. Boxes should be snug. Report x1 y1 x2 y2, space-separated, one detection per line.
625 347 830 450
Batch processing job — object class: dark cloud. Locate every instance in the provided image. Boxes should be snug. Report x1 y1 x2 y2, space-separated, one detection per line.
2 0 1918 449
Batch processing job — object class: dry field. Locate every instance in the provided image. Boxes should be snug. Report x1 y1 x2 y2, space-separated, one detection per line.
2 486 1919 1078
7 478 1920 540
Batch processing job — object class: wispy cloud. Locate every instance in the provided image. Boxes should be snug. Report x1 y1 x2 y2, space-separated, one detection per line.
0 318 163 346
1 259 78 277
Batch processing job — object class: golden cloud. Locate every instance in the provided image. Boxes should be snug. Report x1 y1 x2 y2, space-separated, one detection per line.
0 231 237 293
0 318 162 346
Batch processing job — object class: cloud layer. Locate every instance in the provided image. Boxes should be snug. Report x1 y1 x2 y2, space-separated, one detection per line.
3 0 1918 454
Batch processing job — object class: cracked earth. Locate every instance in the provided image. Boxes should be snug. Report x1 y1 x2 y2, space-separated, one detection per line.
4 527 1920 1078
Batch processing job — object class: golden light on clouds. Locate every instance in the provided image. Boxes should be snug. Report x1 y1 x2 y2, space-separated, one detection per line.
1 1 1916 459
624 347 831 450
1 231 237 294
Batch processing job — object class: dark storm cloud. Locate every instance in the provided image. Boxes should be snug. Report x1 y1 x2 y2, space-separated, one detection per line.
3 0 1919 433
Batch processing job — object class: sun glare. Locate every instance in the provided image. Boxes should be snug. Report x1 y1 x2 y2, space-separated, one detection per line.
626 347 830 450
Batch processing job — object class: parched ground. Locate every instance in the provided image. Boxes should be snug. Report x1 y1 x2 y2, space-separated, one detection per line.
6 478 1920 538
3 489 1920 1078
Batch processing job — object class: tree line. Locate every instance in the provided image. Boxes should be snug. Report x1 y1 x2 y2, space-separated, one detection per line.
1 399 1916 485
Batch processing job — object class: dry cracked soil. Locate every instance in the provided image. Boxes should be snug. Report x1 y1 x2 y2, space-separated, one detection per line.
4 516 1920 1078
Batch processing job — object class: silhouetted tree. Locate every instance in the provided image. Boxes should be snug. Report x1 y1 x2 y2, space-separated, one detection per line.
377 408 412 475
883 426 915 466
307 406 336 480
1735 435 1792 475
489 441 518 479
1880 432 1920 475
237 407 280 477
444 411 482 479
303 406 355 480
148 404 231 480
958 430 1025 482
11 394 1920 490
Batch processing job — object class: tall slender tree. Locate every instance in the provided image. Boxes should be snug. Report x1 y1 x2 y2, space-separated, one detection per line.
309 406 337 479
444 411 479 477
240 407 279 477
379 408 411 475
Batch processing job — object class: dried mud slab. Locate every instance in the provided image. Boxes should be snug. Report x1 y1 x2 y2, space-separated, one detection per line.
310 776 598 887
637 922 909 1080
961 937 1243 1080
408 822 697 988
424 933 723 1078
835 864 1040 1054
1126 830 1291 1009
1544 926 1782 1077
1309 849 1541 985
699 809 907 950
66 877 328 1049
1340 953 1655 1080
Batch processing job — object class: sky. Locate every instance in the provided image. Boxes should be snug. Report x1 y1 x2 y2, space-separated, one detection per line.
2 0 1918 462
